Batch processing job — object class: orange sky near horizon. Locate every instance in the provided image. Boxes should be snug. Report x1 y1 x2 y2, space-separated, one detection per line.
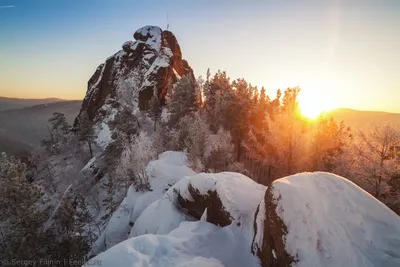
1 0 399 113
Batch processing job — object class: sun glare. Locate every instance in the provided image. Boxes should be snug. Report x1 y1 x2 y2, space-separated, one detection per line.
298 84 335 119
299 100 327 119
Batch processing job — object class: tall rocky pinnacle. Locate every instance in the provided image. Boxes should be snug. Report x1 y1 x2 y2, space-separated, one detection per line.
75 25 194 125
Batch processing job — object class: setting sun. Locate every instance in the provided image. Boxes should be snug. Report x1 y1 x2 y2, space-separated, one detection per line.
299 98 327 119
298 84 336 119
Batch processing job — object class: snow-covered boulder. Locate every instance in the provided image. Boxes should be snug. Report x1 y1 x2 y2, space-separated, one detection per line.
84 221 261 267
252 172 400 267
129 194 194 237
174 172 266 246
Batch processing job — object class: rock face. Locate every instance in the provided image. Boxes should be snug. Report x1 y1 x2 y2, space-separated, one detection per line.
252 172 400 267
76 25 194 124
173 172 266 243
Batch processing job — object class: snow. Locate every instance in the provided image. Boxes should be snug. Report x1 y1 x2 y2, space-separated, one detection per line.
252 196 266 254
129 151 195 221
95 122 112 149
147 151 196 192
134 25 162 52
100 151 195 241
270 172 400 267
129 195 193 237
123 40 134 48
104 194 134 249
80 156 97 173
174 172 266 245
173 68 181 80
130 40 142 51
84 221 260 267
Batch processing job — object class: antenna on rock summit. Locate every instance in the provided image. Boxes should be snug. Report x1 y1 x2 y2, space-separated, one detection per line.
167 12 170 30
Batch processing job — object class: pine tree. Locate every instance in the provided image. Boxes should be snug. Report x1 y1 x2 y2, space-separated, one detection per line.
204 70 231 132
41 112 70 154
0 153 48 262
102 174 118 221
147 94 162 131
167 75 198 128
219 78 254 161
77 112 95 158
51 192 91 264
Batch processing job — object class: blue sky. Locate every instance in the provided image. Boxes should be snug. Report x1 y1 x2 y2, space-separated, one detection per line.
0 0 399 112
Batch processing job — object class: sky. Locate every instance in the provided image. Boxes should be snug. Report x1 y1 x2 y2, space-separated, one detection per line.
0 0 399 112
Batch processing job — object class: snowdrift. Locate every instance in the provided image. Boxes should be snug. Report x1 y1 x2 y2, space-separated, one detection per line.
84 221 260 267
96 151 195 251
252 172 400 267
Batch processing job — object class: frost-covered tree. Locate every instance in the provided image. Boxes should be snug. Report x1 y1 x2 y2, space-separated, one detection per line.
352 124 400 198
204 70 231 132
167 75 198 128
174 113 210 170
204 128 235 172
266 87 307 176
41 112 70 154
119 131 157 191
308 116 352 172
77 112 95 158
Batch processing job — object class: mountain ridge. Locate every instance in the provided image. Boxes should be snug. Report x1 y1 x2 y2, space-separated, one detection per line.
0 96 75 111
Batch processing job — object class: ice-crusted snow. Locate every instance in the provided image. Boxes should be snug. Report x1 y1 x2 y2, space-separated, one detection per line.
271 172 400 267
84 221 260 267
174 172 266 245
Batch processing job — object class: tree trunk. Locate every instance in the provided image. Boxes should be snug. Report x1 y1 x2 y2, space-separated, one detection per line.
88 141 93 158
235 138 242 162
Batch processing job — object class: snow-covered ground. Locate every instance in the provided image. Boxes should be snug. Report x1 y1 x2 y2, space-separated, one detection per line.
94 151 196 252
84 161 400 267
84 221 260 267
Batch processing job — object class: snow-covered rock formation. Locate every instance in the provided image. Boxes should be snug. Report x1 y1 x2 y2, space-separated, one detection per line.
252 172 400 267
75 25 193 149
84 170 400 267
85 166 267 267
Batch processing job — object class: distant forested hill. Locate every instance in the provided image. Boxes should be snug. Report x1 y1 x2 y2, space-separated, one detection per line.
0 97 68 111
327 108 400 130
0 100 81 155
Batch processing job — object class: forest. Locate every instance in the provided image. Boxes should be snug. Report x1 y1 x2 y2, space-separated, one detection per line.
0 70 399 265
